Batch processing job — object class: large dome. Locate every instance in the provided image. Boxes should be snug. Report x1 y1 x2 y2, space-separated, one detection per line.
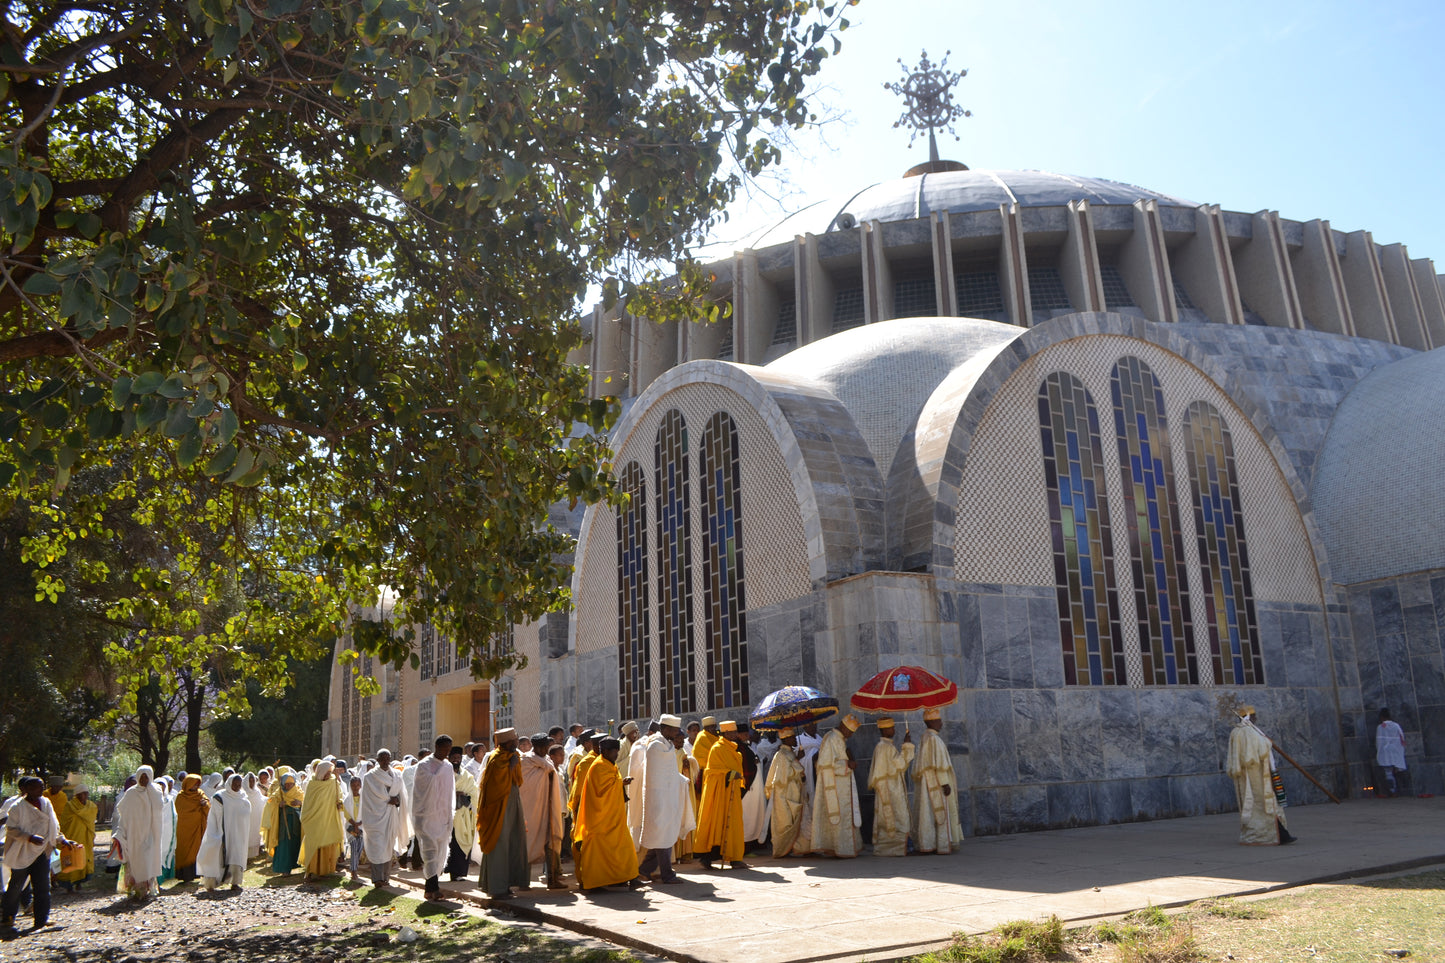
745 168 1198 249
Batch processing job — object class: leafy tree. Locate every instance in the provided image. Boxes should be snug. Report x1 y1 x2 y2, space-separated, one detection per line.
0 0 853 685
210 654 331 770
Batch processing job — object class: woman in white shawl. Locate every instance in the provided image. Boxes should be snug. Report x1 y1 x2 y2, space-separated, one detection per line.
113 766 167 898
243 773 266 859
198 774 252 891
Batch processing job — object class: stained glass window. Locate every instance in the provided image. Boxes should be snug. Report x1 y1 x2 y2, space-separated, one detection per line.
617 461 651 719
1184 402 1264 686
358 654 373 755
1111 358 1197 685
339 658 354 756
701 412 749 708
434 624 450 676
1039 372 1127 686
655 411 696 713
419 623 433 680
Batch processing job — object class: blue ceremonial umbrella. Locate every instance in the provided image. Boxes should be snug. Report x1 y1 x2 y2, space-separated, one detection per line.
749 685 839 731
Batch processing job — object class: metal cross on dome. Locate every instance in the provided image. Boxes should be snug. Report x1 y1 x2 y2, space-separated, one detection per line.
884 50 971 164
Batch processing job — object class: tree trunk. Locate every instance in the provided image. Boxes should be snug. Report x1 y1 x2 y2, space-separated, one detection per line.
182 669 206 774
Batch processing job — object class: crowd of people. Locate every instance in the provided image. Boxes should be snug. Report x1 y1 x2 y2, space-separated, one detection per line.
0 708 962 931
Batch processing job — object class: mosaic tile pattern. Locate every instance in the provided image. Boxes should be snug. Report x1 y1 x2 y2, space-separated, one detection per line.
701 412 750 708
1185 401 1264 686
893 276 937 318
1038 371 1127 685
1029 266 1073 310
772 300 796 345
616 462 651 718
956 270 1005 315
1110 357 1198 685
833 287 865 332
655 410 697 713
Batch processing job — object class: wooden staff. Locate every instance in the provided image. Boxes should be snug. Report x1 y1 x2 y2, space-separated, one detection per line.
1247 720 1342 804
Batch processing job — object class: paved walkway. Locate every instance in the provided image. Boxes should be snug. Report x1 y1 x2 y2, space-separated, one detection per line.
394 796 1445 963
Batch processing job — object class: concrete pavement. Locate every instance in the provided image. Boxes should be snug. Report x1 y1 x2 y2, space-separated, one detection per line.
394 796 1445 963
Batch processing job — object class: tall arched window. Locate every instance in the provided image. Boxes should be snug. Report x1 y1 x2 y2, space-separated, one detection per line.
339 659 354 756
655 411 696 713
701 412 749 708
617 461 651 718
1184 402 1263 685
1110 357 1197 685
359 654 373 753
1038 372 1126 685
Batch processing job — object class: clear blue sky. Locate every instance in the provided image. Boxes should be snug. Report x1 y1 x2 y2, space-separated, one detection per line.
710 0 1445 271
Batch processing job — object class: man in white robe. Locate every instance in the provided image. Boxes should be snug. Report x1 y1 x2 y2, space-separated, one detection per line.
866 718 914 857
447 746 477 880
1 777 68 930
360 749 404 886
617 722 642 789
811 714 862 858
518 734 566 889
198 774 252 891
411 735 456 900
1226 706 1296 845
633 715 693 884
113 766 166 898
911 707 962 854
740 729 770 848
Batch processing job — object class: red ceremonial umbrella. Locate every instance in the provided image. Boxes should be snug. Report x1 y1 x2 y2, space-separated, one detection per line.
850 666 958 731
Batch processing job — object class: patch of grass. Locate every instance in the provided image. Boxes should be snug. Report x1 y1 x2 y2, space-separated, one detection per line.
1188 897 1264 920
914 916 1066 963
1082 905 1202 963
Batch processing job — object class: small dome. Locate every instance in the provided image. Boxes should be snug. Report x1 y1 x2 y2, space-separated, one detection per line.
745 169 1197 249
765 316 1022 473
1313 347 1445 583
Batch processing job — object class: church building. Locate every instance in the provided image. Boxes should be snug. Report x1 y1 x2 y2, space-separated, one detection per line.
324 103 1445 835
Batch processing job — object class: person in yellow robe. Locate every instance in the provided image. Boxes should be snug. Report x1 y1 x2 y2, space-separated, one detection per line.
566 730 600 818
173 774 209 881
299 760 344 881
670 728 699 863
573 738 646 892
262 769 304 874
43 776 68 815
764 729 806 857
912 707 962 854
57 785 98 889
694 720 747 869
867 717 915 857
690 717 720 798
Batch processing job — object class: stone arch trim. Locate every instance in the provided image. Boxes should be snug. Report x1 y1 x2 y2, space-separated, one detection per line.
571 360 884 661
921 313 1339 606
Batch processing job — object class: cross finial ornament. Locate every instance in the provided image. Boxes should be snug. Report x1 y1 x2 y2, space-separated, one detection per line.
884 50 971 165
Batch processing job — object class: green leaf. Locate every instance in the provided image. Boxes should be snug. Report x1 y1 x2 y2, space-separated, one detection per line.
223 446 256 483
292 351 308 373
205 444 239 476
110 376 133 407
157 376 189 399
217 408 239 445
177 427 204 467
132 371 165 395
22 273 60 296
41 402 69 430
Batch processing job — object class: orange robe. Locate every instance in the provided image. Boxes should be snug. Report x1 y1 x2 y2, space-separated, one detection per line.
694 737 745 861
174 777 210 875
476 748 524 852
567 751 597 815
572 756 637 889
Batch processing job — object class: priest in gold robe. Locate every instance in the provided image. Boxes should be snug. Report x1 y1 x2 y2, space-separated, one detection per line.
867 717 915 856
574 738 646 892
690 717 720 798
694 720 747 869
1226 706 1297 846
811 714 862 858
910 708 962 853
764 729 807 857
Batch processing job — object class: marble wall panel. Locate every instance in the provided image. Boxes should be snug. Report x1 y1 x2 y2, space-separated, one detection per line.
1094 779 1132 825
1056 689 1104 781
968 689 1018 785
998 784 1049 832
1046 782 1095 828
1013 690 1063 782
1099 690 1147 779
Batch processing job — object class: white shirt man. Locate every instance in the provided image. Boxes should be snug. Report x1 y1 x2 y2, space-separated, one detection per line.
360 750 404 885
632 715 695 884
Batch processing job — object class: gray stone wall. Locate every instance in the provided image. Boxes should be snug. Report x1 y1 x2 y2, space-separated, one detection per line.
948 582 1348 836
1342 570 1445 795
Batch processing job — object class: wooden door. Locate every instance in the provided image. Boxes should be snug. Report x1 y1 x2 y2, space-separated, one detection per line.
471 688 490 743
